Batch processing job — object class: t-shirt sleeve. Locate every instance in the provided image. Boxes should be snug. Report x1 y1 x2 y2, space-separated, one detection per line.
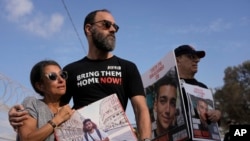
21 96 38 119
126 62 145 98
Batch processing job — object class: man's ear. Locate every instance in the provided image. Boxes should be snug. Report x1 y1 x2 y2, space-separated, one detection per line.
85 24 92 35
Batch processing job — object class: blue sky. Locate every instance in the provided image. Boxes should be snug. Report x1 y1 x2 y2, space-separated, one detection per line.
0 0 250 139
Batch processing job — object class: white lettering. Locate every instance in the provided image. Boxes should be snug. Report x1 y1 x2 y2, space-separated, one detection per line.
77 71 99 80
241 129 247 136
77 78 99 87
234 129 241 136
107 66 121 70
100 71 122 77
234 129 247 136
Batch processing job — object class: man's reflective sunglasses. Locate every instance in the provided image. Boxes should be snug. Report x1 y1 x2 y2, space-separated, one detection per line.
91 20 119 32
44 71 68 81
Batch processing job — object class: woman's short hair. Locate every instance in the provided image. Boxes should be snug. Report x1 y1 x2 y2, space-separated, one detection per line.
30 60 61 96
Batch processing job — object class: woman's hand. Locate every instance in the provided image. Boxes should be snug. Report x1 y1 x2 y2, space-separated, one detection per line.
53 104 75 126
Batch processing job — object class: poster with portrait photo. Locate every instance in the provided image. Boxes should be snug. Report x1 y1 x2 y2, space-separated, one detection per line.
142 51 191 141
182 83 221 141
54 94 137 141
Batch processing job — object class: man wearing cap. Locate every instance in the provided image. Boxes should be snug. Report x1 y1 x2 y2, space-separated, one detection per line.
174 44 221 124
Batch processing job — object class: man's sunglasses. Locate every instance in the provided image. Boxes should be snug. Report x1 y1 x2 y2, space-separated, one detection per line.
91 20 119 32
44 71 68 81
185 54 199 60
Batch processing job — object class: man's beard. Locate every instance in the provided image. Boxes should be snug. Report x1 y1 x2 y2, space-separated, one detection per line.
91 29 116 52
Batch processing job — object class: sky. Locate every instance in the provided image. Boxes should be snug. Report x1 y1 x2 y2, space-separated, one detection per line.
0 0 250 140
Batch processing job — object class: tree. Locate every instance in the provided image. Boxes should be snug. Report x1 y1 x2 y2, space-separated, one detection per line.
214 60 250 129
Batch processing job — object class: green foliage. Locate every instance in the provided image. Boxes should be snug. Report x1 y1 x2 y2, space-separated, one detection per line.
214 60 250 129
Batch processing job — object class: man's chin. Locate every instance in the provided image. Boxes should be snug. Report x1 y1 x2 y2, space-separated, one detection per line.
96 46 115 52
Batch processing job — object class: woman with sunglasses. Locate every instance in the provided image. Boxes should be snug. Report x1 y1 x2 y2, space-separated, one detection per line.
17 60 75 141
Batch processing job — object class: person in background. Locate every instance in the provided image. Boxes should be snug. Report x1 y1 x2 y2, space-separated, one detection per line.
17 60 74 141
82 118 109 141
152 68 178 139
174 44 221 123
8 9 151 141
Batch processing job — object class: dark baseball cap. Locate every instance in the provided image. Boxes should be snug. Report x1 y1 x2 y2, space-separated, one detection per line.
174 45 206 58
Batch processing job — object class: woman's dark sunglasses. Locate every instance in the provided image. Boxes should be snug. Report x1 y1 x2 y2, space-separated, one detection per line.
44 71 68 81
91 20 119 32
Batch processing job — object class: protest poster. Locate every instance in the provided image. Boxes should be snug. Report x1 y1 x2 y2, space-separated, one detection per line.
54 94 137 141
182 83 221 141
142 51 191 141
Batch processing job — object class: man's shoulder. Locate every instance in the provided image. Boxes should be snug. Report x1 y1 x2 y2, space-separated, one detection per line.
182 78 208 88
195 79 208 88
114 56 136 66
63 57 86 70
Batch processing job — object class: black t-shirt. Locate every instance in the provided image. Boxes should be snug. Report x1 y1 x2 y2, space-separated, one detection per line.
181 78 208 88
61 55 145 110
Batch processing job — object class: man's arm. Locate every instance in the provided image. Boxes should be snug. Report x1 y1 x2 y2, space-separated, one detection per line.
8 104 29 131
131 95 152 140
